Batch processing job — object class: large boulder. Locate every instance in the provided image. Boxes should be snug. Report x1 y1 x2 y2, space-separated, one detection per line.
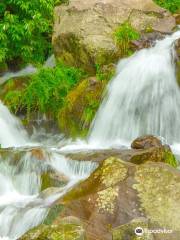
131 135 163 149
53 0 176 73
20 220 86 240
57 157 180 240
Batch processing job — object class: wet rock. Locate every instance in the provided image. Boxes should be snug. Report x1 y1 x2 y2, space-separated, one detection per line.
0 147 69 190
131 32 165 50
53 0 176 73
66 144 177 167
41 170 69 190
20 222 86 240
131 135 162 149
58 157 180 240
113 217 154 240
31 148 48 161
58 77 106 137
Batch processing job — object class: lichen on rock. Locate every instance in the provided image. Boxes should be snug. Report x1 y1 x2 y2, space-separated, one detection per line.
96 186 119 214
133 163 180 231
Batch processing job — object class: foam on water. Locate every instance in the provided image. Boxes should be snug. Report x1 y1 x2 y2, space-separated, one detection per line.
0 31 180 239
0 150 96 239
88 31 180 147
0 101 28 148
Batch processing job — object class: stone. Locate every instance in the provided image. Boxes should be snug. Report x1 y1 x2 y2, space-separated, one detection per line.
58 77 106 137
20 222 86 240
66 141 177 167
113 218 154 240
57 157 180 240
53 0 176 73
131 135 162 149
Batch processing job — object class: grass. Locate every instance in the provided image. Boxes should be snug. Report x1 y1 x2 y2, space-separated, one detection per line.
4 63 85 120
114 22 140 57
153 0 180 13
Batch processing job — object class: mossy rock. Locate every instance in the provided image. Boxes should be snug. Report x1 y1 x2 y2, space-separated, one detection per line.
58 157 180 239
58 77 106 137
53 0 176 74
20 223 86 240
113 218 154 240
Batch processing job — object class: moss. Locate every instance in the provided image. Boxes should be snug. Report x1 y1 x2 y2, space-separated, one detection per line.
58 78 106 138
96 63 116 81
113 218 153 240
96 186 119 214
177 61 180 86
133 164 180 231
164 149 178 168
44 204 63 225
61 157 127 203
20 223 86 240
56 34 95 74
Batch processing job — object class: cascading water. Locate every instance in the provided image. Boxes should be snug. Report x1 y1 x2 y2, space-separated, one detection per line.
1 30 180 239
0 102 96 239
0 55 56 85
88 31 180 147
0 148 97 239
0 101 28 148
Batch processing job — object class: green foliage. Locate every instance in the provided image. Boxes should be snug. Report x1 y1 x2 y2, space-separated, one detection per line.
0 0 66 65
95 64 115 82
4 64 84 119
164 149 178 168
153 0 180 13
58 78 105 137
114 22 140 56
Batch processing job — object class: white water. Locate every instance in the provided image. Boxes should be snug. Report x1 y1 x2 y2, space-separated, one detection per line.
0 99 96 239
0 31 180 239
0 55 56 85
88 31 180 147
0 101 28 148
0 149 96 240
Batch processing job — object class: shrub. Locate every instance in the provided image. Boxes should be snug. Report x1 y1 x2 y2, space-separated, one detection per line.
0 0 67 66
114 22 140 56
4 63 85 119
153 0 180 13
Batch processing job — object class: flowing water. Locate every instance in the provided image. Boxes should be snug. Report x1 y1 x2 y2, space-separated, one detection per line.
89 31 180 147
0 31 180 239
0 55 56 85
0 101 97 239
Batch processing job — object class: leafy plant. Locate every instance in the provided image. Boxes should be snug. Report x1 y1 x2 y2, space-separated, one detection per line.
4 63 85 119
95 64 115 82
0 0 65 66
153 0 180 13
114 22 140 56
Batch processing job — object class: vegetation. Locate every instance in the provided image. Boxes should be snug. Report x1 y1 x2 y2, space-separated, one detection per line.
154 0 180 13
4 64 84 119
58 78 105 137
0 0 67 66
96 64 115 82
114 22 140 56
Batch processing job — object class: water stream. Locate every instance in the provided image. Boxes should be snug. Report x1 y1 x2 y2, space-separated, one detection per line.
0 31 180 239
89 31 180 147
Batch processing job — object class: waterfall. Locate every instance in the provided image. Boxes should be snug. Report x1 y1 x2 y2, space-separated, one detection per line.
0 55 56 85
0 101 28 148
0 149 96 240
88 31 180 147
